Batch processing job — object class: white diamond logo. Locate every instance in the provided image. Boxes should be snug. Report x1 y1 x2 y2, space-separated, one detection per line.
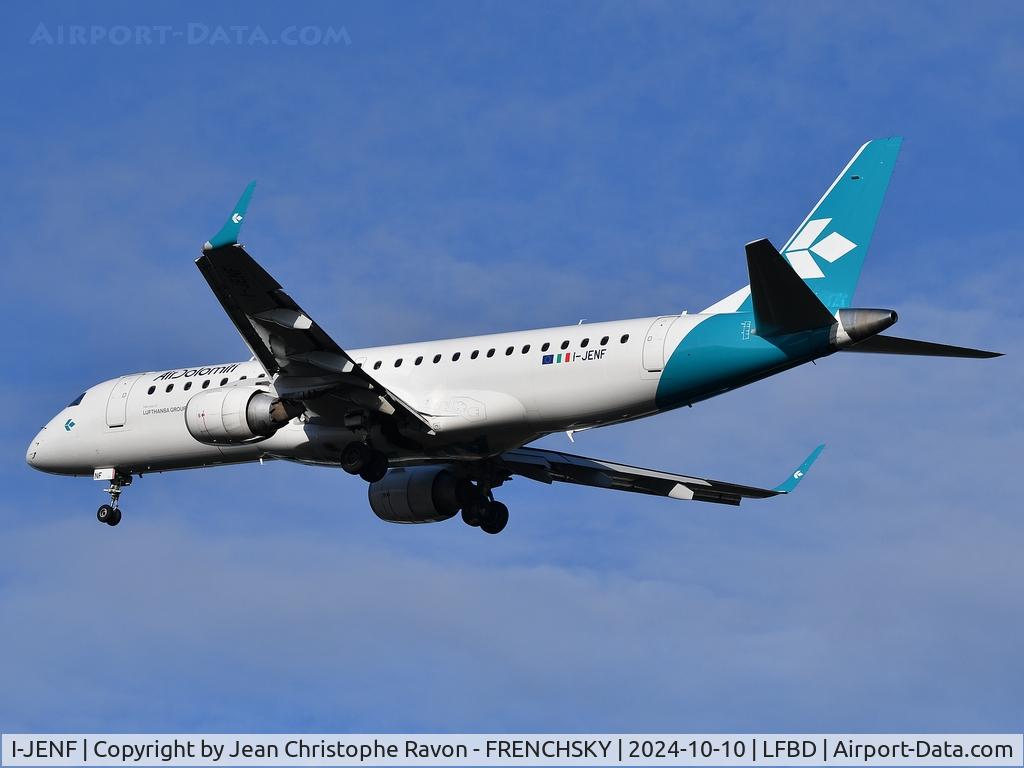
783 218 857 279
810 231 856 262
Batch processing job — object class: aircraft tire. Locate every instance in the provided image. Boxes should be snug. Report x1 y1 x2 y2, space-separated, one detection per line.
97 504 116 524
359 452 389 483
479 501 509 535
461 503 483 527
107 507 122 526
340 441 371 474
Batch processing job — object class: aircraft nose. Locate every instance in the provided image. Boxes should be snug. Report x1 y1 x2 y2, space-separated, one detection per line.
26 428 44 468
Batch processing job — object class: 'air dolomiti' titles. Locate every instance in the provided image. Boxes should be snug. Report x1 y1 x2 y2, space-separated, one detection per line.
154 363 240 381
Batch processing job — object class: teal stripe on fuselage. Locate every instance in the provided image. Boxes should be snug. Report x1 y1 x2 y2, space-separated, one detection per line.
655 313 832 410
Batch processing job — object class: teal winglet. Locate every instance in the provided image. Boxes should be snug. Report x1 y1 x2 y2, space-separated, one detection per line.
774 444 826 493
204 181 256 250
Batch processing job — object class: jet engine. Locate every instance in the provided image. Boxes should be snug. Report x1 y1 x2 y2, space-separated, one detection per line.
368 467 462 524
185 386 303 444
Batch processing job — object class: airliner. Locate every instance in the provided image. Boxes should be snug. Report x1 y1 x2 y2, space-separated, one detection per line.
26 137 999 533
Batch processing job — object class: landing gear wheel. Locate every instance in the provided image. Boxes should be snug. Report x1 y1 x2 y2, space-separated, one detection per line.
97 505 121 526
479 501 509 535
461 503 483 527
359 452 389 483
341 442 371 474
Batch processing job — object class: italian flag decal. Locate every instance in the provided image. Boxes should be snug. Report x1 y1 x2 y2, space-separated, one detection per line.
542 349 606 365
542 353 575 364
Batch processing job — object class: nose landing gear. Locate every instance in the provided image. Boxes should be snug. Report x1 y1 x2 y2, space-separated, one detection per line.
95 470 131 527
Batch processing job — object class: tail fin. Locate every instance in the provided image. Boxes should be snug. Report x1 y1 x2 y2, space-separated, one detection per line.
703 137 903 314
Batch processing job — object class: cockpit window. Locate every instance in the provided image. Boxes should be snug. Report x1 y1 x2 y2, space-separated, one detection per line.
67 393 85 407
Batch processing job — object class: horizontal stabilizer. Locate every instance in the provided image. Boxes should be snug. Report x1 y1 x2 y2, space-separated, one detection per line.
745 238 836 336
843 334 1002 358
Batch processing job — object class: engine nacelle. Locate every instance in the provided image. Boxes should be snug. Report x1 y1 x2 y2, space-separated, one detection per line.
185 386 301 445
368 467 461 524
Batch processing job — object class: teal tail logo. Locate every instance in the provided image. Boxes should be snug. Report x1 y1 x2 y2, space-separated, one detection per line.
704 137 903 315
778 137 902 311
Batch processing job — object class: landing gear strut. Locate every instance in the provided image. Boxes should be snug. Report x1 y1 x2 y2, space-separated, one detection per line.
97 472 131 527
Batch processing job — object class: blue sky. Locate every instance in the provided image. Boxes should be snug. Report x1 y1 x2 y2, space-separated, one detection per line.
1 1 1021 732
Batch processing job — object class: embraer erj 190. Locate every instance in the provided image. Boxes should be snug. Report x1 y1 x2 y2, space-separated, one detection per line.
27 138 1000 534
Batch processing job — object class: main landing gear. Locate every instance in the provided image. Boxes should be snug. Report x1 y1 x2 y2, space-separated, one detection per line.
96 471 131 527
341 441 389 483
457 479 509 535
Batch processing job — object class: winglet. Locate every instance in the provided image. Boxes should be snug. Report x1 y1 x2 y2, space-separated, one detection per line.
204 181 256 251
774 444 826 493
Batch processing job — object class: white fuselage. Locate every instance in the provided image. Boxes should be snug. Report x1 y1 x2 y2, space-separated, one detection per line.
27 313 707 477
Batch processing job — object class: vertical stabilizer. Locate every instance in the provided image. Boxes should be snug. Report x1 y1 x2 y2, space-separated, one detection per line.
704 137 902 314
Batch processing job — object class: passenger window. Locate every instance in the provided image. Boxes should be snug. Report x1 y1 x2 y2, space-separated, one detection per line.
521 344 530 354
415 356 423 365
471 350 479 359
505 346 514 356
581 338 589 348
541 342 550 352
184 382 192 391
147 386 155 395
600 336 609 345
620 334 629 343
433 354 441 364
220 378 228 386
166 384 174 393
240 376 246 381
561 340 570 350
486 349 495 358
452 352 461 361
202 380 210 389
257 373 266 378
395 359 403 367
373 361 382 370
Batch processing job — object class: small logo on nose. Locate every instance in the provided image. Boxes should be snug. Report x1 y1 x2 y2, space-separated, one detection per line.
64 418 76 432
